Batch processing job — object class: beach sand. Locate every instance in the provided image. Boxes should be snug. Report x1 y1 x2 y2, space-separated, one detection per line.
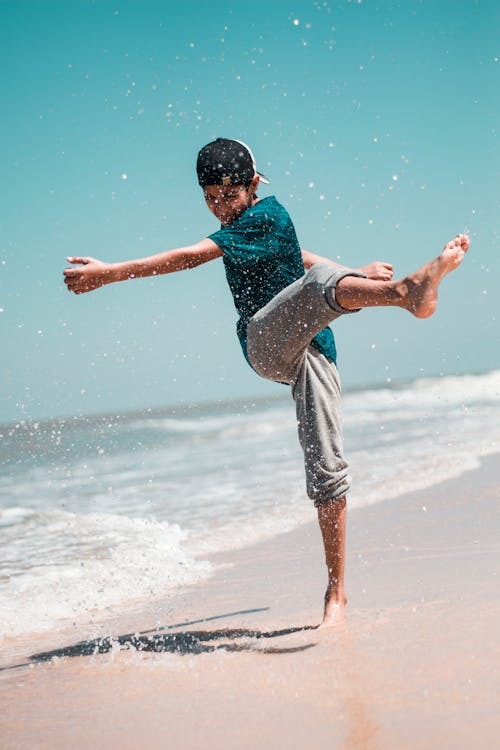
1 455 499 749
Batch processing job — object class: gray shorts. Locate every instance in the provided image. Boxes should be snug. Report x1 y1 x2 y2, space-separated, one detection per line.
246 263 365 507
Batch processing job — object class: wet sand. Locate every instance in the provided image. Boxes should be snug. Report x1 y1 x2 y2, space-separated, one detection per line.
1 455 499 750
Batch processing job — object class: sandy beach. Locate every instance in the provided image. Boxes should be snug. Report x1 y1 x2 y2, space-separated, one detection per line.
1 454 499 750
3 0 498 747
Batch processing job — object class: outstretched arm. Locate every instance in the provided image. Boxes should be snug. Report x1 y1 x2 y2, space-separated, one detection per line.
63 238 223 294
301 249 393 281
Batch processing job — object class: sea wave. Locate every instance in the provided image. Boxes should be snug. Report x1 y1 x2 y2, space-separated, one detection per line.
0 508 212 638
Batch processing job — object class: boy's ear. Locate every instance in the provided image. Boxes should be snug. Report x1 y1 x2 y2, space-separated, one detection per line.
248 174 260 193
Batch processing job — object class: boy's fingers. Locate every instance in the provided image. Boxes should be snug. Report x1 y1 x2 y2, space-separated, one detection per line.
381 263 393 277
67 256 90 265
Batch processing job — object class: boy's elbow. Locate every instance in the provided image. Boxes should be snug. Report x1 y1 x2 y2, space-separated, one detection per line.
301 250 315 269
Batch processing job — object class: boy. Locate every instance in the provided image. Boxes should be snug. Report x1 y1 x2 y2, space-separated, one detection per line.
64 138 469 627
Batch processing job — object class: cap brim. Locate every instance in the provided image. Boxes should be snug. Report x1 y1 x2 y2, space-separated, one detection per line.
258 172 270 184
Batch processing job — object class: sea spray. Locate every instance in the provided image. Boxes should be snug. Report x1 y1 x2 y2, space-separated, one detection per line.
1 370 499 638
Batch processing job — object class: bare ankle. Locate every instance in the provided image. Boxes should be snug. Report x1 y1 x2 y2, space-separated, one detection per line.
395 278 410 308
319 587 347 628
325 582 347 607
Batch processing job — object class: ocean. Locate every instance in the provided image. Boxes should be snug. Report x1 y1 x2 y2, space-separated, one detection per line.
1 369 499 640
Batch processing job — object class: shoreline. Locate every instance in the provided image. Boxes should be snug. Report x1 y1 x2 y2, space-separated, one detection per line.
2 452 499 658
2 454 499 749
3 366 499 654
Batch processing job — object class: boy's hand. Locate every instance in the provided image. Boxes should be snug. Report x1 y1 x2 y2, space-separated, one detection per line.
358 261 394 281
63 256 114 294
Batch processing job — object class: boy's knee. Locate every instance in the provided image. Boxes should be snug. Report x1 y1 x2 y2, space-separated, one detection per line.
303 263 367 316
309 465 350 508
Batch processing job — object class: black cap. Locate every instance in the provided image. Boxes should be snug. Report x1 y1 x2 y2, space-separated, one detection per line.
196 138 270 188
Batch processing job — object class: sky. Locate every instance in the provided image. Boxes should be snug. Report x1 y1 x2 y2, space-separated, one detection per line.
1 0 499 424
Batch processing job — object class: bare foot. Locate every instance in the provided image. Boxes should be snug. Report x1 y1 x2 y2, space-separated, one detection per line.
317 591 348 629
401 234 470 318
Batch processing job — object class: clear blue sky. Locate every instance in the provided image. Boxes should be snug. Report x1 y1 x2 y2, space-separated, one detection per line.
1 0 499 423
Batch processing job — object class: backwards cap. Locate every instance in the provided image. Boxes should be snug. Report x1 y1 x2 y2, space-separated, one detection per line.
196 138 270 188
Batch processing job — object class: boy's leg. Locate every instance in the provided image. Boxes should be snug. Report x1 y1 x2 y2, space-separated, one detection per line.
334 234 470 318
317 497 347 627
291 348 349 627
246 234 470 383
246 267 359 627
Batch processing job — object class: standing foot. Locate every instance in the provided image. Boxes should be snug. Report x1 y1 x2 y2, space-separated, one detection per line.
317 590 348 629
401 233 470 319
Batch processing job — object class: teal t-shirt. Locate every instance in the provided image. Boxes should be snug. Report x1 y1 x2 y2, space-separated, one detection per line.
208 195 337 365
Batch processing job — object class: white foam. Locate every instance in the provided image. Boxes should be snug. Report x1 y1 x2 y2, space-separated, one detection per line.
0 509 212 638
344 370 500 419
0 506 36 527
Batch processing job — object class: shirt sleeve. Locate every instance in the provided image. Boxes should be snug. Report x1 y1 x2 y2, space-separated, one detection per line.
208 212 273 263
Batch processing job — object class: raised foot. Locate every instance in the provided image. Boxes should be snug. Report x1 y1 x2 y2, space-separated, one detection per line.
404 233 470 319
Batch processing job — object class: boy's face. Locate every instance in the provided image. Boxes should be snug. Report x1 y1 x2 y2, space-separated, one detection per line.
203 175 259 226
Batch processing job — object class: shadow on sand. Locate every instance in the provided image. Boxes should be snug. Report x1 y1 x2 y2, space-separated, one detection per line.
2 608 318 672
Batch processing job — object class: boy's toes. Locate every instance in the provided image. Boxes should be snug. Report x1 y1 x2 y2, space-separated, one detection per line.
445 234 469 253
459 234 470 251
